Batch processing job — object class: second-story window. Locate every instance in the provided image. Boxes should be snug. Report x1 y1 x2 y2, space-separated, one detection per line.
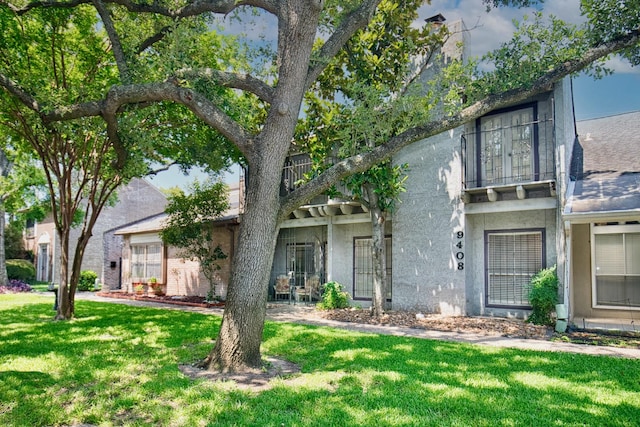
477 105 537 187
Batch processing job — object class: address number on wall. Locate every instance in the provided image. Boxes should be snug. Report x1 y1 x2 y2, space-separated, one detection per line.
455 231 464 270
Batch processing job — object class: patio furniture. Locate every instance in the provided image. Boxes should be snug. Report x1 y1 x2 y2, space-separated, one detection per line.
274 275 291 302
296 275 321 303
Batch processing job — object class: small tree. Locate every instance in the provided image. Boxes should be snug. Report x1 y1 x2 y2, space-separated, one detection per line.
527 265 559 326
160 179 230 300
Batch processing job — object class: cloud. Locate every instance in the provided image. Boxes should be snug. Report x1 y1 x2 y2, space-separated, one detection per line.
603 56 640 74
417 0 583 59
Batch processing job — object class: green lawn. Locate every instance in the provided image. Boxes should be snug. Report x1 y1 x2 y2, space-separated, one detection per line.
1 294 639 427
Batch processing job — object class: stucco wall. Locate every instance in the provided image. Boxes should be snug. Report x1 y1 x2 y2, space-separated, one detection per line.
273 220 373 302
330 221 378 300
392 128 466 314
465 209 558 318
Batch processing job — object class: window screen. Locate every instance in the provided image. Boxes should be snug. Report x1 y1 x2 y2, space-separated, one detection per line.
594 228 640 308
131 243 162 280
486 230 543 307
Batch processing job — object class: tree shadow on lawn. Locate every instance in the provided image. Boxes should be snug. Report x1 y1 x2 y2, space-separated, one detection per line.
1 296 639 426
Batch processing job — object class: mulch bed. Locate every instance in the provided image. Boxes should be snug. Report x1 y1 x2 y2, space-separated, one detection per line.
96 292 224 308
319 308 640 347
95 292 639 347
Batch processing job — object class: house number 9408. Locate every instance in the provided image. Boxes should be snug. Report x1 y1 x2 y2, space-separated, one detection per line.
455 231 464 270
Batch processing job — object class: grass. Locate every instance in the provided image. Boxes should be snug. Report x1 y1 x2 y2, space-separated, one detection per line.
1 293 639 427
27 282 52 292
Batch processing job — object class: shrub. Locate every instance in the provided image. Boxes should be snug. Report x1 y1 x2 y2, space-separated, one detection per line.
78 270 98 291
317 281 350 310
0 279 33 294
6 259 36 281
526 265 559 326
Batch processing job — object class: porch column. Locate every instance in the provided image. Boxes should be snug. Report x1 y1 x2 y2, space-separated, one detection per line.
326 215 333 283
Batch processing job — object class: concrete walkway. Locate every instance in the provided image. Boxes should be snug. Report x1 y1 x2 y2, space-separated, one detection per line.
74 292 640 360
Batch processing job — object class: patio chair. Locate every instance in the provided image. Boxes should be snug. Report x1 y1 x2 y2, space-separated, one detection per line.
274 275 291 302
296 275 321 303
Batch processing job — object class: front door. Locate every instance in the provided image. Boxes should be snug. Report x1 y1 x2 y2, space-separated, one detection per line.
37 244 49 282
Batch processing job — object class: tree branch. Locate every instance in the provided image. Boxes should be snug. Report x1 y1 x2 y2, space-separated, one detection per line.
305 0 382 89
3 0 272 18
93 0 130 83
281 28 640 220
40 80 254 158
176 68 275 104
0 73 42 113
136 25 173 54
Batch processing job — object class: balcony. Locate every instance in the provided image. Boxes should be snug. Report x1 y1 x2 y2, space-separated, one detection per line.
461 114 556 203
280 154 368 219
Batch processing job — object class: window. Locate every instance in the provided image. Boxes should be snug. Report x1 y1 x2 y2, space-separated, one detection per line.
131 243 162 280
485 229 544 307
592 224 640 309
478 105 536 186
25 218 35 239
353 237 392 300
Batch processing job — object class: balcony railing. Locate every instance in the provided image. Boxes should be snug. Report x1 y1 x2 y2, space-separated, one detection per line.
281 155 314 195
461 117 556 190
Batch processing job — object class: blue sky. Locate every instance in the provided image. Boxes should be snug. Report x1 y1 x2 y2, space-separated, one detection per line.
417 0 640 121
149 1 639 189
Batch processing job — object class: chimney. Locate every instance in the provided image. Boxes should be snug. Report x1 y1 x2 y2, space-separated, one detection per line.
425 13 446 29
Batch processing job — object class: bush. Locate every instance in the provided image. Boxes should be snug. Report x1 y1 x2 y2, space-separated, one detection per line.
0 279 33 294
317 281 350 310
78 270 98 291
6 259 36 281
526 265 559 326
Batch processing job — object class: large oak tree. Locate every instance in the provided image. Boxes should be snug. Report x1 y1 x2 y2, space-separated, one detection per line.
0 0 638 371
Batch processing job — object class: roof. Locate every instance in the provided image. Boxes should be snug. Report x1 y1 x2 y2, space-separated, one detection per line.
114 213 168 235
565 110 640 220
115 211 241 236
114 181 244 235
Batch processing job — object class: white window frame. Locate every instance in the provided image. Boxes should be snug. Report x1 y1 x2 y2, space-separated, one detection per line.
130 233 163 282
591 223 640 311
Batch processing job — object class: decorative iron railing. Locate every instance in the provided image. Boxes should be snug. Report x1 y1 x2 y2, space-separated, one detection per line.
461 116 556 189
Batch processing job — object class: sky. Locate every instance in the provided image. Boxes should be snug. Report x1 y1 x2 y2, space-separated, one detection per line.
149 0 640 190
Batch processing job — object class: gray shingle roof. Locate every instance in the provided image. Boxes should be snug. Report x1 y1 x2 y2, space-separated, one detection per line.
567 110 640 216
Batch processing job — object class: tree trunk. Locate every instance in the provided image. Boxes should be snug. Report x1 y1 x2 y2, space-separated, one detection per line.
365 184 388 317
201 165 282 372
55 227 73 320
0 150 11 287
200 0 323 373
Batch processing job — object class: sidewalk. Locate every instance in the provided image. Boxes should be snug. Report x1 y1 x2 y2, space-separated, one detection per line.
75 292 640 359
